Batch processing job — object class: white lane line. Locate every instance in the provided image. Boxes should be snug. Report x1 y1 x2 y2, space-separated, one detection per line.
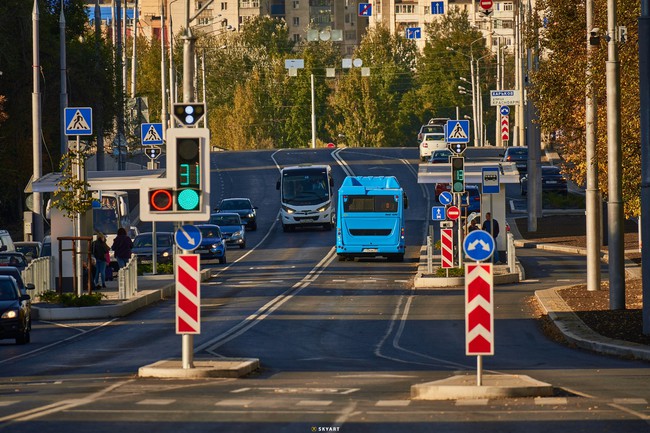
375 400 411 407
455 399 489 406
136 399 175 405
534 397 568 405
297 400 333 407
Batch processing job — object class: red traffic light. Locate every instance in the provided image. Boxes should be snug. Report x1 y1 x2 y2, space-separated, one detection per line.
149 189 173 211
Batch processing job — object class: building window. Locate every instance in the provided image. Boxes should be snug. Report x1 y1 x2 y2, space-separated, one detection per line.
503 2 513 11
345 30 355 40
293 16 300 26
293 33 301 42
221 2 227 10
395 4 416 14
424 5 430 14
293 0 300 8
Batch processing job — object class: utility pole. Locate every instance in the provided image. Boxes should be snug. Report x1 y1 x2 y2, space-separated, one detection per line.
95 0 105 171
606 0 625 309
638 0 650 333
161 3 168 136
32 0 43 243
585 0 601 291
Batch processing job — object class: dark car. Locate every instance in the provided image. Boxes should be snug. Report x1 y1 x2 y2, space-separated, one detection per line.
209 213 246 249
0 252 29 272
520 165 568 196
131 232 175 264
463 185 481 213
14 241 42 263
214 198 258 230
195 224 227 264
0 274 32 344
41 235 51 257
0 267 34 296
428 149 453 164
501 146 528 175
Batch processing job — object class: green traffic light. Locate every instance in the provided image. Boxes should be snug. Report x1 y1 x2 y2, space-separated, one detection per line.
177 189 200 210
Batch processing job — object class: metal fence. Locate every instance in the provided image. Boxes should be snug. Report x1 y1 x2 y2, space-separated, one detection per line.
118 255 138 299
22 256 54 298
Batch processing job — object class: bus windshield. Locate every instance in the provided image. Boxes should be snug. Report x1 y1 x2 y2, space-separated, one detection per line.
343 195 398 213
93 208 119 235
281 170 329 206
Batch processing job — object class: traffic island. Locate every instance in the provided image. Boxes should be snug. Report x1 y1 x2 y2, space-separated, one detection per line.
411 374 554 400
138 358 260 379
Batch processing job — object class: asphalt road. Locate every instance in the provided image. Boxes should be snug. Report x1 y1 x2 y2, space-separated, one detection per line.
1 147 649 433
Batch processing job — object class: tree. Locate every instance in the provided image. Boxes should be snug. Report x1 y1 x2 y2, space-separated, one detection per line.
530 0 640 217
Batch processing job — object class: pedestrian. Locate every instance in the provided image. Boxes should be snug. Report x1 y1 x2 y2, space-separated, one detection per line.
92 233 110 289
482 212 500 263
111 227 133 269
467 218 479 234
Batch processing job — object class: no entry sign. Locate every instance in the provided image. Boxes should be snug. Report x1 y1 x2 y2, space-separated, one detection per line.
447 205 460 220
176 254 201 334
465 263 494 355
480 0 493 9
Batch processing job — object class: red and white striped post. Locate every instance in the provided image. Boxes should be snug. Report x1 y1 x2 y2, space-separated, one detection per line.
441 228 454 269
176 254 201 368
465 263 494 385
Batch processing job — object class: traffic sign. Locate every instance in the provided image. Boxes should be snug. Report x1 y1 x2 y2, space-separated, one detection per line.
500 105 510 116
463 229 495 261
490 90 521 106
447 205 460 220
175 225 202 251
432 206 446 221
145 146 162 160
431 1 444 14
176 254 201 334
501 115 510 141
439 191 453 205
441 228 454 269
446 120 470 143
465 263 494 355
358 3 372 16
482 167 500 194
65 107 92 136
141 123 164 145
479 0 493 9
406 27 422 39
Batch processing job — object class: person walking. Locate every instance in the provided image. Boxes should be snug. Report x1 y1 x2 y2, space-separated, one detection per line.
482 212 500 263
92 233 110 289
111 227 133 269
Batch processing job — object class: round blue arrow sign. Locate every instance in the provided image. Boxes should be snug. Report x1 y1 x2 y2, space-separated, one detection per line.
463 230 495 261
439 191 453 205
175 225 202 251
500 105 510 116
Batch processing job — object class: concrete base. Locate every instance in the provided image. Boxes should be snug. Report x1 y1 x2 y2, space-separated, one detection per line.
138 358 260 379
411 374 554 400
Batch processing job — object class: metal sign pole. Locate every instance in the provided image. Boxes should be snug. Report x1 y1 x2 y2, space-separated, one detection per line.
181 246 194 369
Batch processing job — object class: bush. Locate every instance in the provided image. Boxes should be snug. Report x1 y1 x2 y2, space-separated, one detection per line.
543 192 585 209
435 267 464 277
37 291 105 307
137 262 174 275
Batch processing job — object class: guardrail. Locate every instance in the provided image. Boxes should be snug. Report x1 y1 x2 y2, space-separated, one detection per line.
22 256 54 298
118 255 138 299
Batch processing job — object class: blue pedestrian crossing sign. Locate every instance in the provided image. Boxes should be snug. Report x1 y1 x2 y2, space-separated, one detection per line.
358 3 372 16
65 107 92 136
175 225 202 251
463 230 495 261
432 206 446 221
446 119 470 143
141 123 164 145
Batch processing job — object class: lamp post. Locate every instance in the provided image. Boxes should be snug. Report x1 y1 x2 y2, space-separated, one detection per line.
474 53 492 146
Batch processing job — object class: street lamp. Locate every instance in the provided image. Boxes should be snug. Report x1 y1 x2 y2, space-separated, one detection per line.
448 46 480 147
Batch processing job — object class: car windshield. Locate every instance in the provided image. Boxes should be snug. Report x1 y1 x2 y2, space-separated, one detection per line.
543 166 562 175
0 280 17 300
16 245 38 257
507 148 527 156
0 255 26 267
211 215 241 226
200 227 221 238
220 200 250 210
424 133 445 141
134 234 172 248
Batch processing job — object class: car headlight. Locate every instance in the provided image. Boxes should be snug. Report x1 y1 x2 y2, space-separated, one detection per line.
282 205 295 214
247 212 255 218
2 310 18 319
162 251 170 258
233 231 242 238
317 203 331 213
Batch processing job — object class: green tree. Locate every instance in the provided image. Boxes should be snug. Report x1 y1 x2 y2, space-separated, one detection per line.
530 0 640 216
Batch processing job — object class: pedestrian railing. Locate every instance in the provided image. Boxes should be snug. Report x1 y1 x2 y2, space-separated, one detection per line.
118 255 138 299
22 256 54 298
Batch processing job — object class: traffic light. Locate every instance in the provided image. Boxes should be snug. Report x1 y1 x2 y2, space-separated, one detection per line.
172 103 206 126
451 156 465 193
139 127 211 222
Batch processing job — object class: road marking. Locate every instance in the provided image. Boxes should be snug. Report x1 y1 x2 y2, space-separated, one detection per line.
613 398 648 405
136 399 175 405
0 401 18 407
215 400 253 407
375 400 410 407
231 388 251 393
535 397 567 405
297 400 332 407
456 399 489 406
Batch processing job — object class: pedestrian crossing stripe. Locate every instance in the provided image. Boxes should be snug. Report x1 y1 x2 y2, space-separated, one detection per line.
143 125 162 143
449 122 468 139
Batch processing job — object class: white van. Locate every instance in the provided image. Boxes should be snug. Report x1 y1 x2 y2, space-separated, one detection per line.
0 230 15 252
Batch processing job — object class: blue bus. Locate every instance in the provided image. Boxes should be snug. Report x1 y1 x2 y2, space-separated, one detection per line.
336 176 408 262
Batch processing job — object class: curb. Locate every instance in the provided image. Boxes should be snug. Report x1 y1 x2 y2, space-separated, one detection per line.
138 358 260 379
535 288 650 361
411 374 554 400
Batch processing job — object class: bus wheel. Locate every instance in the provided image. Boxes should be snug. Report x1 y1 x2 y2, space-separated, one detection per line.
337 254 347 261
